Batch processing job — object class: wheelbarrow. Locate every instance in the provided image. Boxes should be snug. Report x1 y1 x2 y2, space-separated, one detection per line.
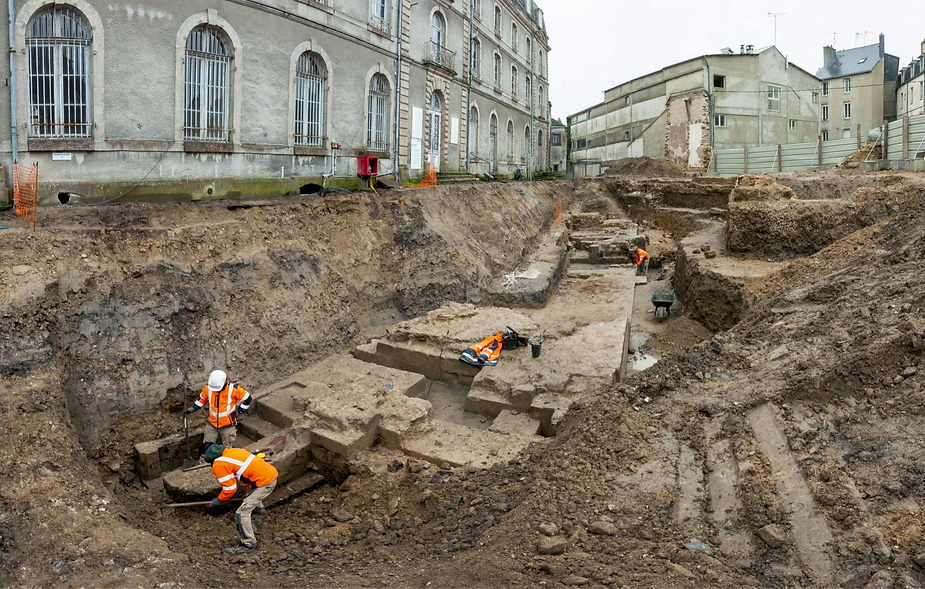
651 291 676 322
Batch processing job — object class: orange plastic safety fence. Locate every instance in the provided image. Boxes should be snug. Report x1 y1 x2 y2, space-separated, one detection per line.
13 162 38 230
554 199 563 227
413 166 438 189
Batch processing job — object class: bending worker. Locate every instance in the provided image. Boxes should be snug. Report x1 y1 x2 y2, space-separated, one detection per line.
202 442 278 554
186 369 251 447
632 246 651 276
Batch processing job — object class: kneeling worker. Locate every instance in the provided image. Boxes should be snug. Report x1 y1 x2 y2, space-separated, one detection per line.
186 369 252 447
202 442 278 554
632 246 650 276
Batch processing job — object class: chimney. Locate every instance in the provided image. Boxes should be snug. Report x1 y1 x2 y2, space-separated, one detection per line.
824 45 836 66
746 44 754 54
879 33 885 58
740 44 745 55
921 38 925 56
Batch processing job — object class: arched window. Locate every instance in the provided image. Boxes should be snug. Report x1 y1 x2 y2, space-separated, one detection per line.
506 120 514 158
431 12 445 47
511 23 518 52
295 52 327 147
489 114 498 172
511 65 518 96
26 6 92 138
470 38 481 80
184 25 232 142
429 91 443 152
367 73 390 152
493 53 501 86
525 75 531 103
493 6 502 34
371 0 389 32
537 129 544 169
539 86 545 118
523 125 531 164
469 106 479 156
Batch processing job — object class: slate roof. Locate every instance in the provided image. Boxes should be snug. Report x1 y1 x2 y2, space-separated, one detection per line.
817 44 882 80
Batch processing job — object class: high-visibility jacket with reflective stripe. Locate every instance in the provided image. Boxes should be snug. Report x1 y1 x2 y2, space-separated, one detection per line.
635 249 650 265
459 333 504 367
212 447 279 501
194 382 251 429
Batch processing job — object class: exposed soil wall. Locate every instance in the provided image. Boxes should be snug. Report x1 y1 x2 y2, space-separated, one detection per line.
603 177 734 210
674 247 753 331
727 200 895 257
0 182 569 446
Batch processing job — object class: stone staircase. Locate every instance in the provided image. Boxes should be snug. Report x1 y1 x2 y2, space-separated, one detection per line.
435 171 482 185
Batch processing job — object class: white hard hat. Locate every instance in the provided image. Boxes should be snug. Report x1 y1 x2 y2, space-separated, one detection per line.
208 370 227 391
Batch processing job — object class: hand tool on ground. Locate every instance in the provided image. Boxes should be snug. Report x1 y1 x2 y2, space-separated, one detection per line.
182 389 197 468
425 330 450 398
163 499 243 508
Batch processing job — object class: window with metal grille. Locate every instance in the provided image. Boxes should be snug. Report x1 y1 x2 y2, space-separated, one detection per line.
523 125 530 163
429 91 442 152
469 106 478 156
367 74 390 152
489 114 498 171
525 75 531 103
184 25 232 142
26 7 92 138
507 120 514 157
511 65 518 96
539 86 544 117
294 52 326 148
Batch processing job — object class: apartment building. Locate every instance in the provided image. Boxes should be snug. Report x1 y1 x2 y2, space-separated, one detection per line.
0 0 550 203
465 0 551 176
898 40 925 118
549 119 566 172
568 46 821 177
816 34 900 141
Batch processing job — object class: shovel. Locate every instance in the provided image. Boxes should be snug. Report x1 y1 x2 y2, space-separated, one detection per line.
182 389 198 469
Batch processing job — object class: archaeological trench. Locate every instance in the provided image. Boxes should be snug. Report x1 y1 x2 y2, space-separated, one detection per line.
3 169 925 588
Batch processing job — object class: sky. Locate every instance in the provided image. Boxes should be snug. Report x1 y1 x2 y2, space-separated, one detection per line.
541 0 924 122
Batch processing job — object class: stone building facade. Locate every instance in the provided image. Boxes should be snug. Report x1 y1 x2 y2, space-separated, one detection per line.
568 46 821 178
0 0 551 203
817 35 899 141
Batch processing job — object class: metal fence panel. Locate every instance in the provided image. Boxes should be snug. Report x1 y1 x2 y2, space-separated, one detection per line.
781 142 819 172
909 115 925 158
886 119 904 161
715 148 745 176
820 138 858 167
746 146 779 174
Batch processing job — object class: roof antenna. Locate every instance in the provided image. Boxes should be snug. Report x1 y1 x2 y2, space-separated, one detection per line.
768 12 786 46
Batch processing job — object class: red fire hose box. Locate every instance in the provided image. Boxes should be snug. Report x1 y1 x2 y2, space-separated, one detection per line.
357 156 379 177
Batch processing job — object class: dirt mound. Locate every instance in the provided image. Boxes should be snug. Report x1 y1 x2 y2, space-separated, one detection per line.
603 157 689 178
730 175 795 202
838 142 882 168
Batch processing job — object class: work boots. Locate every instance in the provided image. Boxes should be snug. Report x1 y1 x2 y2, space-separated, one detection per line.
224 543 256 555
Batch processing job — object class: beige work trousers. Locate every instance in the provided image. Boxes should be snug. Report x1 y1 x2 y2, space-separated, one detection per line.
203 425 237 447
235 479 277 548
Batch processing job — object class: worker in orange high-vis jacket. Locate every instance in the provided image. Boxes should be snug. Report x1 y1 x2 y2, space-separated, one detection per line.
202 442 279 555
185 369 252 448
631 246 650 276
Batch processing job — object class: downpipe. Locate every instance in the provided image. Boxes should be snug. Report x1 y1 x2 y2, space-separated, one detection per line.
8 0 18 164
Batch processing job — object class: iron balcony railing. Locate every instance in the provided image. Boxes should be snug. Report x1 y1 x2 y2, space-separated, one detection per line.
424 41 456 72
369 14 390 35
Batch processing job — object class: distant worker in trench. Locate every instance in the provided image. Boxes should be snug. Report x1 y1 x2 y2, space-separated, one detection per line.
185 369 252 448
201 442 278 554
632 246 651 276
